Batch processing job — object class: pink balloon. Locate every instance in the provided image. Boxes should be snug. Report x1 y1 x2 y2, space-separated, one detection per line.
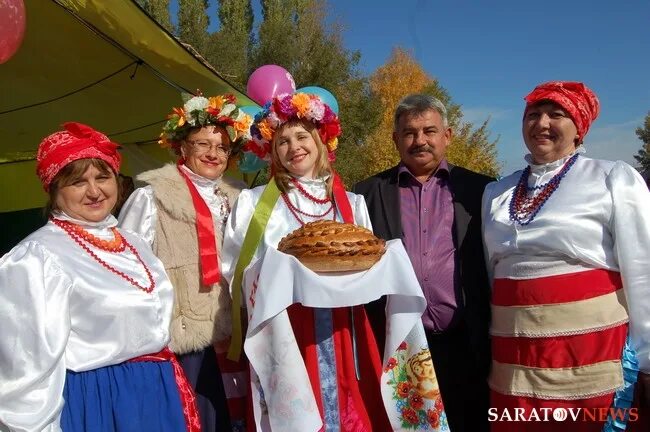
0 0 26 64
246 65 296 106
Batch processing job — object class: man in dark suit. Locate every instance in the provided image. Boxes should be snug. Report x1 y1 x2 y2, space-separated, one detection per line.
353 94 494 432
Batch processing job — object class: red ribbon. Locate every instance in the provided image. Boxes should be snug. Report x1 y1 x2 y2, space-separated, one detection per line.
332 171 353 224
177 163 220 286
130 347 202 432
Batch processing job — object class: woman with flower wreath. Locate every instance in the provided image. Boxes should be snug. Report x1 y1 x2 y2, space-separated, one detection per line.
119 93 252 432
482 81 650 432
0 123 200 431
223 93 390 430
222 92 451 431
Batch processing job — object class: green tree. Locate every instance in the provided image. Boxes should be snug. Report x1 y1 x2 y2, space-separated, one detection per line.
207 0 254 88
251 0 297 70
634 112 650 172
147 3 499 182
247 0 381 187
136 0 174 34
177 0 210 55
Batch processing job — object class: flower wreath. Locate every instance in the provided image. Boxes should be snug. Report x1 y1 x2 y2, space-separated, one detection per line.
158 93 253 155
244 92 341 162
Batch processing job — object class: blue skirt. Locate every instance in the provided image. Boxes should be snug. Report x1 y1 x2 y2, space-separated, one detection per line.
62 360 187 432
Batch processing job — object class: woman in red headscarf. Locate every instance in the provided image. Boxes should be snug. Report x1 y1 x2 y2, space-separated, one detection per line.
482 81 650 431
0 123 200 431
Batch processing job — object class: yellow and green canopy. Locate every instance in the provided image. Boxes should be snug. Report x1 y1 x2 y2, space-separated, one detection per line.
0 0 255 213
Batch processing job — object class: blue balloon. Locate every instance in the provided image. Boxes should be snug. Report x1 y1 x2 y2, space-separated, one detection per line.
239 105 262 118
238 152 267 173
296 86 339 115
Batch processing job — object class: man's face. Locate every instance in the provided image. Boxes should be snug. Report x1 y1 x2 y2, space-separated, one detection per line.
393 109 452 178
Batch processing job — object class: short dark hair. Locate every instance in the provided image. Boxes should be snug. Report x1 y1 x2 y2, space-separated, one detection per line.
45 158 120 215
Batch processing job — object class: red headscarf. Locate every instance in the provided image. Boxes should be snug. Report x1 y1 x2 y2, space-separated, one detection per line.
524 81 600 142
36 122 122 191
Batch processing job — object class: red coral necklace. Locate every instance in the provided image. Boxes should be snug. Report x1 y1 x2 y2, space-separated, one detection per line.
52 218 155 293
281 193 335 226
290 177 332 204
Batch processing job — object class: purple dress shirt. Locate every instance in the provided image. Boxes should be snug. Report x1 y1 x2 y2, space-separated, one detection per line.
398 160 461 332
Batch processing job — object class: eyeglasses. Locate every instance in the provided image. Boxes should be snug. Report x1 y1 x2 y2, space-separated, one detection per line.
187 140 232 157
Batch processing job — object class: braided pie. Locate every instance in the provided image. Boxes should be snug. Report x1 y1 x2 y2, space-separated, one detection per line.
278 220 386 272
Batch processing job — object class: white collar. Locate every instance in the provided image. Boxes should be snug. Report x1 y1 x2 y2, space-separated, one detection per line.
51 211 118 230
180 163 221 189
525 147 585 174
291 174 330 186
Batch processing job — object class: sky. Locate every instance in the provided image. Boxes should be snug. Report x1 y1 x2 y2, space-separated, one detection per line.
193 0 650 175
323 0 650 175
320 0 650 175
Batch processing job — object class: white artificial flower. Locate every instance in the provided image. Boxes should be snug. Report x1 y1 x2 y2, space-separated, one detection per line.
184 96 210 114
306 102 325 122
220 103 236 116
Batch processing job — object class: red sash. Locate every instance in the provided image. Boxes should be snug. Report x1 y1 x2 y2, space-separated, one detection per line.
131 347 202 432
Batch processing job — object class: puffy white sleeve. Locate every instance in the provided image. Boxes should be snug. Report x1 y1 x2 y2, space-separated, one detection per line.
607 161 650 372
118 186 158 247
221 189 257 291
349 192 373 231
0 242 72 432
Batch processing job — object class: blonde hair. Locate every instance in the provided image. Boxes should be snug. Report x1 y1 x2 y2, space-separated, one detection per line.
271 119 334 196
45 158 119 215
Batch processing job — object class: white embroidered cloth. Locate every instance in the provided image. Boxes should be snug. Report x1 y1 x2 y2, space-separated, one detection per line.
243 240 450 431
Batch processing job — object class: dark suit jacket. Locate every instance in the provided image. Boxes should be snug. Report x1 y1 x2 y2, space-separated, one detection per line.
353 163 494 377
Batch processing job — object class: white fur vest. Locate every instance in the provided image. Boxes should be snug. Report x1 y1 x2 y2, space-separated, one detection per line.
137 164 246 354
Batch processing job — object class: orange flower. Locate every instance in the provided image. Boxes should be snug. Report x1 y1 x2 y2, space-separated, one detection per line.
172 107 186 127
235 114 252 134
326 137 338 153
396 382 411 399
292 93 311 117
209 95 225 110
257 119 274 141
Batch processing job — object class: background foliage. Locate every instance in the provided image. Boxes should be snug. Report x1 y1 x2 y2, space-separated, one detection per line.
138 0 502 184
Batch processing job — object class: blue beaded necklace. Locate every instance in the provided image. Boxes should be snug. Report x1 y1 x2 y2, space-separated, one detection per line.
509 153 579 225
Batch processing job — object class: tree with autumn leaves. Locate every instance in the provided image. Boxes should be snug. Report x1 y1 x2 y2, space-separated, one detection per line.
136 1 501 183
360 48 500 183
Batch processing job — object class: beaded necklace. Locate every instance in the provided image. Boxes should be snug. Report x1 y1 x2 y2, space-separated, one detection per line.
282 193 334 225
214 186 231 227
509 153 579 226
52 218 155 293
290 177 331 204
281 178 335 225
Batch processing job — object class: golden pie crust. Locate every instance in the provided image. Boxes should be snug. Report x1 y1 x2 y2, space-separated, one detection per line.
278 220 386 272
